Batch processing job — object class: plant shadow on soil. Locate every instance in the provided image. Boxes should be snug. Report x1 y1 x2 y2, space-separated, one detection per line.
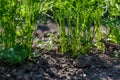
0 20 120 80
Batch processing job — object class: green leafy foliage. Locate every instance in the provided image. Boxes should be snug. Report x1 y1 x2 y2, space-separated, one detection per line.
0 44 29 64
0 0 120 64
52 0 104 57
0 0 40 64
51 0 120 57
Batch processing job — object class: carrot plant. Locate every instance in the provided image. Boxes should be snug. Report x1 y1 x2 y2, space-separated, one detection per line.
103 0 120 44
52 0 105 57
105 17 120 44
0 0 43 64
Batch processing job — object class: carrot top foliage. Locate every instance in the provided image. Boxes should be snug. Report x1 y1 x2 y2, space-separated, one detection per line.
0 0 120 64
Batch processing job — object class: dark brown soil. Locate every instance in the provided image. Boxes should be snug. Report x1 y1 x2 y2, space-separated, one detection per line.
0 49 120 80
0 21 120 80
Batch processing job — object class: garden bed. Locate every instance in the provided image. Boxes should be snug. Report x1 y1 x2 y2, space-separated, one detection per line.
0 1 120 80
0 21 120 80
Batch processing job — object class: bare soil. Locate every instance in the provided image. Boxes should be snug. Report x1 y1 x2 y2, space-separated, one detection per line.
0 49 120 80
